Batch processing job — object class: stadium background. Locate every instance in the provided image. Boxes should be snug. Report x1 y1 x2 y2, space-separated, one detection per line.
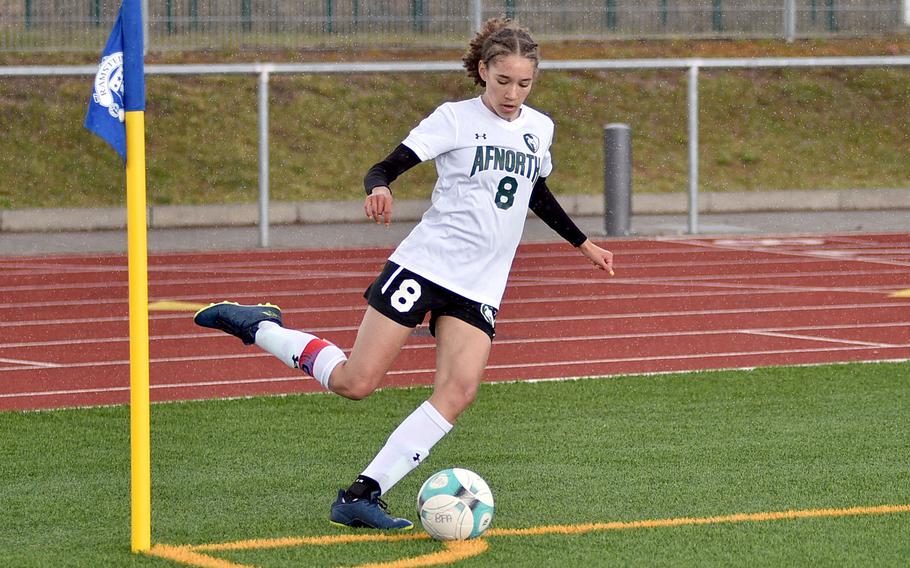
1 3 909 567
2 0 908 51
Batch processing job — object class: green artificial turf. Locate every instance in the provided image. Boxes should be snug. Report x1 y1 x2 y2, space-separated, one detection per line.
1 361 908 567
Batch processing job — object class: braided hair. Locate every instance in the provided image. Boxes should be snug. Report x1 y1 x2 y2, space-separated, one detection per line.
463 18 539 87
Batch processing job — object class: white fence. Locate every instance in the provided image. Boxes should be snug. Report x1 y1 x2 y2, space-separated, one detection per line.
3 55 910 243
1 1 907 51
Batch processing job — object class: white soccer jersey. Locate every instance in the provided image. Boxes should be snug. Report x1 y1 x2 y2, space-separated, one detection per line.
389 96 555 309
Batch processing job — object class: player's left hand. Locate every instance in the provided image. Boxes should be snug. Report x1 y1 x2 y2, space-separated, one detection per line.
365 186 393 226
578 239 614 276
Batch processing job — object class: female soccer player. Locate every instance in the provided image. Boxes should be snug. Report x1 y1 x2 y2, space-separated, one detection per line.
195 18 613 530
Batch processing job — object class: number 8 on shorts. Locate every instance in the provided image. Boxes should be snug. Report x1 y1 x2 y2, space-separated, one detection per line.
391 279 422 313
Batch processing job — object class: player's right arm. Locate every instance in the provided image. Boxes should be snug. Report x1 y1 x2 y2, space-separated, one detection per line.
363 144 421 225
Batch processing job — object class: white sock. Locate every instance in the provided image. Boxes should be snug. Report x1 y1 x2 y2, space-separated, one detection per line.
254 321 316 368
361 401 453 495
255 321 346 390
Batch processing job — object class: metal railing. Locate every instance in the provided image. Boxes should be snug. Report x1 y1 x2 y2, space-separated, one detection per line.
1 1 906 52
3 55 910 243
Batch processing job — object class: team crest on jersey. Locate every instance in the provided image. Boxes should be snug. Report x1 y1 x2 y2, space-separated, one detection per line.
480 304 497 328
523 133 540 153
92 52 125 121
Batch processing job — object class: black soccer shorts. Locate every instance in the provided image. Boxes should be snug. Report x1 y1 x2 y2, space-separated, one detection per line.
364 261 498 340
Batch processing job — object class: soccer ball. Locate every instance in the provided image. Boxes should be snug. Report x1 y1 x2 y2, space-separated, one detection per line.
416 468 495 540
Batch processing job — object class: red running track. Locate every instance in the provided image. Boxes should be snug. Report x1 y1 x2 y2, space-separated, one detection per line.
2 233 909 411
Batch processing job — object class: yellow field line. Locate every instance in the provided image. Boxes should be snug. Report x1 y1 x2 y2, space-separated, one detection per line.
148 544 250 568
145 503 910 568
890 289 910 298
191 532 428 552
345 540 489 568
485 503 910 537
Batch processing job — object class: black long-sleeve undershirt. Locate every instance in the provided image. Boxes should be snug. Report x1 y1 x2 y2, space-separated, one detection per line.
363 143 588 247
363 144 421 195
528 177 588 247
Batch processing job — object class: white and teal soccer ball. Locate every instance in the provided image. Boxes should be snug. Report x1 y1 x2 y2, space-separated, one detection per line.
416 468 495 541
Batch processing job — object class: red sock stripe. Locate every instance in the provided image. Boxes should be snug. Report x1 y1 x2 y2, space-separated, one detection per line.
299 338 332 376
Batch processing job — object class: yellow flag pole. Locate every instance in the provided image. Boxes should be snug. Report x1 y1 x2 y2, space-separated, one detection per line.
125 109 151 553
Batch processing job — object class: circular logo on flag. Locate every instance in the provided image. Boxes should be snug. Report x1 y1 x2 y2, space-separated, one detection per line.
93 52 125 122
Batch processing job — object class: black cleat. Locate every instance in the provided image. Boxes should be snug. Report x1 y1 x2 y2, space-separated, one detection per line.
193 301 282 345
329 489 414 530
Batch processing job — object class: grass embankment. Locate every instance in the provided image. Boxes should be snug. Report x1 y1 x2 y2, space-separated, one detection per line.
1 362 908 566
1 38 909 209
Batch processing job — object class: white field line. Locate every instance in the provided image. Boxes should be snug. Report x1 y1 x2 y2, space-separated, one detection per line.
2 299 909 330
4 344 909 400
740 330 897 348
3 320 909 351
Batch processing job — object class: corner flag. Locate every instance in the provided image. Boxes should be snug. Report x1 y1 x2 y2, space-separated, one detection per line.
84 0 146 160
85 0 152 554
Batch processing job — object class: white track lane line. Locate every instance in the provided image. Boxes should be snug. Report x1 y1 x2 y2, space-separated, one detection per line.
739 330 897 348
2 283 900 313
387 344 910 376
1 254 834 279
3 299 909 329
3 318 909 372
0 376 304 399
3 345 910 399
0 357 61 368
5 258 910 295
0 243 764 274
2 300 909 330
674 237 910 269
0 351 264 372
3 320 909 351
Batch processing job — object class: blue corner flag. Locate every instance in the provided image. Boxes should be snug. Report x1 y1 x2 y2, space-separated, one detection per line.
84 0 145 161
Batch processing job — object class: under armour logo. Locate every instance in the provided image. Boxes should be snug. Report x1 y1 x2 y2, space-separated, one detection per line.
413 452 421 463
292 354 300 368
475 133 487 140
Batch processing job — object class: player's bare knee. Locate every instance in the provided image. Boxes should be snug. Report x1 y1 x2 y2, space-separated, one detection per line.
460 383 479 408
338 383 376 401
330 370 382 400
440 381 478 413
